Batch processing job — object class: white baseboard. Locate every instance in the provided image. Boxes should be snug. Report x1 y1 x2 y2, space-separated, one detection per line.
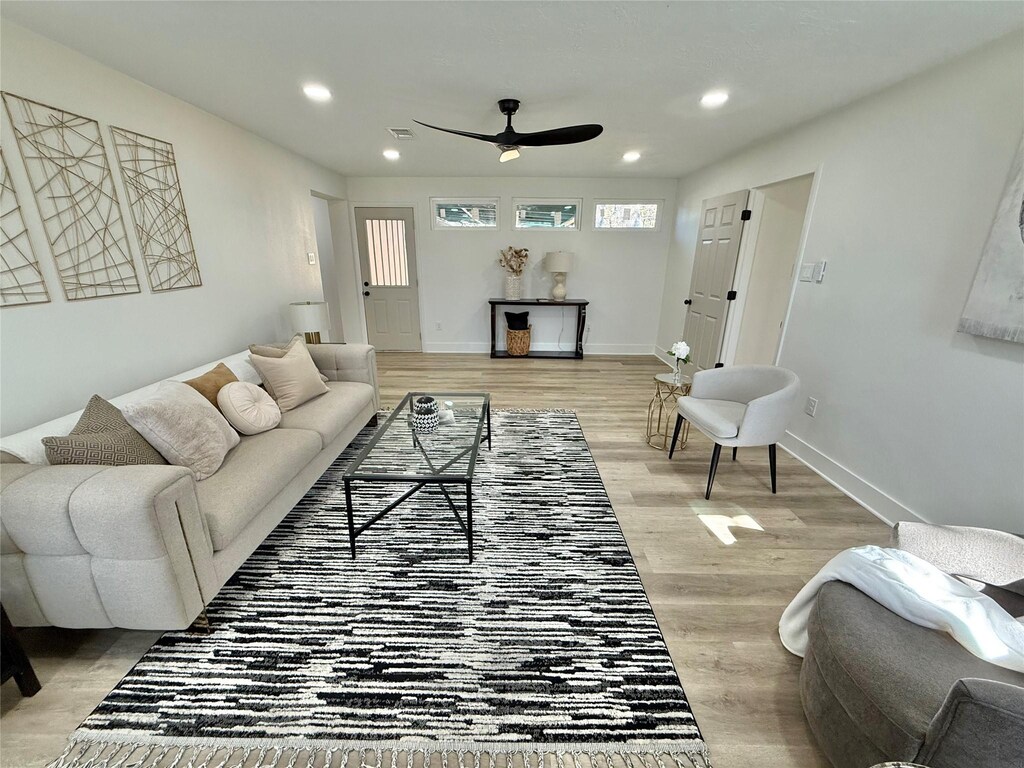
653 345 673 366
419 342 658 355
778 431 928 528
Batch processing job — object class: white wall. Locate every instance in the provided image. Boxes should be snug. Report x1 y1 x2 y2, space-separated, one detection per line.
312 195 346 342
656 34 1024 533
0 23 346 434
344 177 677 354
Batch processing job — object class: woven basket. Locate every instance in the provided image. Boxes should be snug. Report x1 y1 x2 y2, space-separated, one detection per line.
506 326 531 357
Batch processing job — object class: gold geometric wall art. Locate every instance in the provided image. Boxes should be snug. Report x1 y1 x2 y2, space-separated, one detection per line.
0 149 50 307
110 127 202 291
1 92 140 300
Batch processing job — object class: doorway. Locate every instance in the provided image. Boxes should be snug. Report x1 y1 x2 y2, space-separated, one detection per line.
354 207 422 351
725 174 814 366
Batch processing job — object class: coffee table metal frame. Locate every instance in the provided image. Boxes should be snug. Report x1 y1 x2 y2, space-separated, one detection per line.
342 392 491 562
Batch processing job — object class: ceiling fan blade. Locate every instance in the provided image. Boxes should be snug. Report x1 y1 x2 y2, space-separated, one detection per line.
513 124 604 147
413 120 499 143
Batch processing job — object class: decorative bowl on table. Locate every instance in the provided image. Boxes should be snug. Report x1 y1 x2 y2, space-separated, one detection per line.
412 396 440 433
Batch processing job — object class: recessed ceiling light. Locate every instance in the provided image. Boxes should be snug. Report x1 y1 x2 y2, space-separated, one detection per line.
622 151 641 163
302 83 332 103
700 90 729 109
383 149 401 161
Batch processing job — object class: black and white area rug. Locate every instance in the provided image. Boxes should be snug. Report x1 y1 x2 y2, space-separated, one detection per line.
55 411 708 768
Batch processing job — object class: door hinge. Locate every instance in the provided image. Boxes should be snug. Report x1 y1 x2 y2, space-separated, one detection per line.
727 290 737 301
740 209 752 221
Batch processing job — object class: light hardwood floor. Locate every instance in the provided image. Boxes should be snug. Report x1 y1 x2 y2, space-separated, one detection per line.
0 354 890 768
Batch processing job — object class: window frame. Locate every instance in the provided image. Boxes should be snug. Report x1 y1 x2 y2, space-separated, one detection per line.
591 199 664 232
429 197 501 231
512 198 583 232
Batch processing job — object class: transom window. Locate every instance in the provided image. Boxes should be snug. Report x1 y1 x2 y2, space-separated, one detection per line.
594 200 661 230
514 199 581 230
431 198 499 230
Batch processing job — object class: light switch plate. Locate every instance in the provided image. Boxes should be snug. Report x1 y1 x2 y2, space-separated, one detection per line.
798 263 815 282
813 260 827 283
805 397 818 417
307 252 317 265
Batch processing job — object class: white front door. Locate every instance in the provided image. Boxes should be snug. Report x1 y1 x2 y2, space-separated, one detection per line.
683 190 750 372
354 207 421 351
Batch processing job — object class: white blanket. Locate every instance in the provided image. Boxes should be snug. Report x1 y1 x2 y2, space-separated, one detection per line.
779 545 1024 674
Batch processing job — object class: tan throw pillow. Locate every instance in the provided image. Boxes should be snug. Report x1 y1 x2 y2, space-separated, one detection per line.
217 382 281 435
42 395 167 467
249 341 329 412
122 381 240 480
248 335 328 395
183 362 238 408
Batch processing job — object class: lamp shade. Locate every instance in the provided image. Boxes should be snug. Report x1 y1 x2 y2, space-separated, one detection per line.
544 251 574 273
289 301 330 334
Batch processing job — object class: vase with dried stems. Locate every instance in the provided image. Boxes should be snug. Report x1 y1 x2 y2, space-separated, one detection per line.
499 246 529 300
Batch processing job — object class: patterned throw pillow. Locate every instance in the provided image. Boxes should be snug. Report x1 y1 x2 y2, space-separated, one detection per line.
42 395 167 467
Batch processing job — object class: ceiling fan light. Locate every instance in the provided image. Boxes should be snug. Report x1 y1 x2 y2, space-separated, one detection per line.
498 146 521 163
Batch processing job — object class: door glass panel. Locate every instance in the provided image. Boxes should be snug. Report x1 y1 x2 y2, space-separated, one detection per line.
364 219 409 286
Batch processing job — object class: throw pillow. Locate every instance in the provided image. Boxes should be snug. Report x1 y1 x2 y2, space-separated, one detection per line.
248 335 329 395
505 311 530 331
217 382 282 435
249 341 329 412
42 395 167 467
183 363 239 408
122 381 240 480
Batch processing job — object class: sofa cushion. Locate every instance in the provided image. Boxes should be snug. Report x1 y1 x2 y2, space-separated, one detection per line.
277 381 375 449
807 581 1024 760
677 397 746 439
198 428 321 550
184 363 239 409
218 382 281 436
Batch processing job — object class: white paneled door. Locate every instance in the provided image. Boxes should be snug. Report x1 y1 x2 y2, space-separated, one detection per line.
683 190 750 372
354 207 421 351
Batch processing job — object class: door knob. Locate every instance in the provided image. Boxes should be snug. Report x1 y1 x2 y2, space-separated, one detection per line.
363 291 370 297
684 299 692 305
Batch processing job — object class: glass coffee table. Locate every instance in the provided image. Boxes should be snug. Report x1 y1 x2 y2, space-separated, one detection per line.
342 392 491 562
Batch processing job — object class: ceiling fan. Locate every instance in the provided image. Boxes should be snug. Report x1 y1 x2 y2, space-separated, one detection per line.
414 99 603 163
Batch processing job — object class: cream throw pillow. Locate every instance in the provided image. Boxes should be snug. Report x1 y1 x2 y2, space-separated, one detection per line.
122 381 240 480
248 335 328 396
249 341 329 412
218 382 282 435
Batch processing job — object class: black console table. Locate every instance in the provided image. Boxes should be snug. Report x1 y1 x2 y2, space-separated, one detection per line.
488 298 589 359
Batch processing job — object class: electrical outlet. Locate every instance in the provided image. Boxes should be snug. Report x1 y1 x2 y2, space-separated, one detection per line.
804 397 818 417
434 321 442 331
307 252 316 265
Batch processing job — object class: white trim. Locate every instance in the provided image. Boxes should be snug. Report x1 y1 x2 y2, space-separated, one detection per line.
719 188 765 365
591 199 664 232
429 197 500 231
778 431 927 528
512 198 582 231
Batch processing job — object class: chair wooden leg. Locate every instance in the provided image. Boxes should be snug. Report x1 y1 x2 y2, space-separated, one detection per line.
705 444 722 500
668 415 684 459
732 447 737 461
769 443 777 494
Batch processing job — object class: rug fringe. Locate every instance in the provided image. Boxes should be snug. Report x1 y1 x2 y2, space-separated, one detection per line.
49 742 711 768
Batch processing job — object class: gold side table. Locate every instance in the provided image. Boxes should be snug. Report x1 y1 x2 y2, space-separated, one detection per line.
646 372 691 451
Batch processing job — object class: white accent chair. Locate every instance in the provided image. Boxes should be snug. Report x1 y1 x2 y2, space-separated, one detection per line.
668 365 800 499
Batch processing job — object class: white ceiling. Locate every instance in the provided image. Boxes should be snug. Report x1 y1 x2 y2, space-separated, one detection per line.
2 1 1021 178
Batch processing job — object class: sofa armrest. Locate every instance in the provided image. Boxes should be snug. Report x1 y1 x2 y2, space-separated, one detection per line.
917 678 1024 768
308 343 379 410
892 522 1024 590
0 464 216 629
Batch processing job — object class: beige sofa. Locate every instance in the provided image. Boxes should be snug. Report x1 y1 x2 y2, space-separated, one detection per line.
0 344 378 631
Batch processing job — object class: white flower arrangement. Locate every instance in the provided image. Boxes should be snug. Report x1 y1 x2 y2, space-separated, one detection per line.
669 340 691 364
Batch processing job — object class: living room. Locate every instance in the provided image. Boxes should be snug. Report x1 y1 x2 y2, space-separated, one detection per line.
1 3 1022 768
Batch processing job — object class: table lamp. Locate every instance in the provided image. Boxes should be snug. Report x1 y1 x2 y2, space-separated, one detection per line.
544 251 574 301
289 301 330 344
